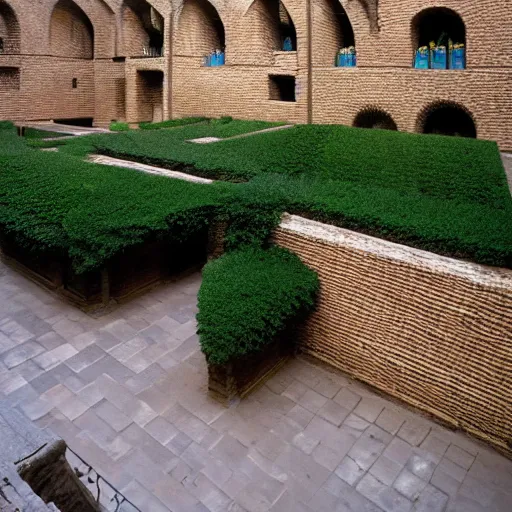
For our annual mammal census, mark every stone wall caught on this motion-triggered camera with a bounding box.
[0,0,511,148]
[274,214,512,457]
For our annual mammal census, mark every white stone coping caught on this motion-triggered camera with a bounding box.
[278,214,512,288]
[88,155,213,184]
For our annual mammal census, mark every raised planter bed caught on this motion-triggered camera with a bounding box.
[207,331,294,406]
[0,230,208,311]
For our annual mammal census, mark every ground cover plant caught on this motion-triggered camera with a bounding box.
[60,121,512,267]
[197,247,319,365]
[139,117,208,130]
[109,122,130,132]
[23,128,69,139]
[0,123,229,273]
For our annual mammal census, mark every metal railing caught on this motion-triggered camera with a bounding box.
[67,447,141,512]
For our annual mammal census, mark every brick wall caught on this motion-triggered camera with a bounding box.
[50,0,94,59]
[0,1,20,54]
[0,0,511,149]
[274,214,512,458]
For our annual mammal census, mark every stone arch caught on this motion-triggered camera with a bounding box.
[416,101,476,138]
[50,0,94,59]
[175,0,225,57]
[238,0,297,65]
[353,107,398,131]
[121,0,164,57]
[0,0,20,54]
[411,7,466,50]
[313,0,355,67]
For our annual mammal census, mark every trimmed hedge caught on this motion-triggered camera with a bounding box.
[0,135,227,273]
[139,117,208,130]
[23,128,69,139]
[109,122,130,132]
[197,247,319,365]
[82,124,512,267]
[2,121,512,267]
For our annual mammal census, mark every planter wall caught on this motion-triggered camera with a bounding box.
[207,333,293,406]
[0,230,208,310]
[274,214,512,458]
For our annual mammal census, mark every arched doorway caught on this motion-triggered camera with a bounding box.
[411,8,466,69]
[353,108,398,130]
[418,102,476,138]
[175,0,225,60]
[314,0,355,67]
[412,8,465,49]
[122,0,164,57]
[50,0,94,59]
[241,0,297,65]
[0,1,20,54]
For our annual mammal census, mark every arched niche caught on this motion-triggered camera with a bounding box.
[0,1,20,54]
[122,0,164,57]
[175,0,225,57]
[412,7,466,50]
[313,0,355,67]
[353,107,398,130]
[50,0,94,59]
[240,0,297,65]
[417,101,476,138]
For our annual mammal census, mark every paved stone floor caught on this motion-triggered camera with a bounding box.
[0,261,511,512]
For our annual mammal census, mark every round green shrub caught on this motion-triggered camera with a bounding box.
[197,247,319,365]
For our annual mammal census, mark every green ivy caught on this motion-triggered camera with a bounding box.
[139,117,208,130]
[109,122,130,132]
[197,247,319,365]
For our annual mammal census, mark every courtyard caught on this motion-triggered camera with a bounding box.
[0,259,511,512]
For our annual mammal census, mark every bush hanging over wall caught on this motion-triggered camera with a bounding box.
[80,122,512,267]
[197,247,319,365]
[0,138,227,273]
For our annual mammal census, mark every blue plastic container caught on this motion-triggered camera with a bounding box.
[283,37,293,51]
[430,47,447,69]
[414,49,429,69]
[450,48,465,69]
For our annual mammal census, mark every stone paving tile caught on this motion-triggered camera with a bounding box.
[335,456,366,486]
[369,455,403,486]
[32,343,78,371]
[1,264,512,512]
[65,344,106,372]
[376,407,406,435]
[0,331,17,354]
[0,319,34,344]
[94,398,133,432]
[396,417,431,447]
[317,399,350,426]
[357,473,413,512]
[354,397,386,423]
[393,468,427,500]
[348,425,393,471]
[445,443,475,470]
[36,331,67,351]
[3,341,45,368]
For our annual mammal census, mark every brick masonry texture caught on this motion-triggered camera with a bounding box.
[0,0,510,148]
[273,214,512,458]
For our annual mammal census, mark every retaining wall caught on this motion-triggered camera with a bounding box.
[274,214,512,456]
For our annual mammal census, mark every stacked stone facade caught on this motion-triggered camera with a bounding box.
[0,0,510,149]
